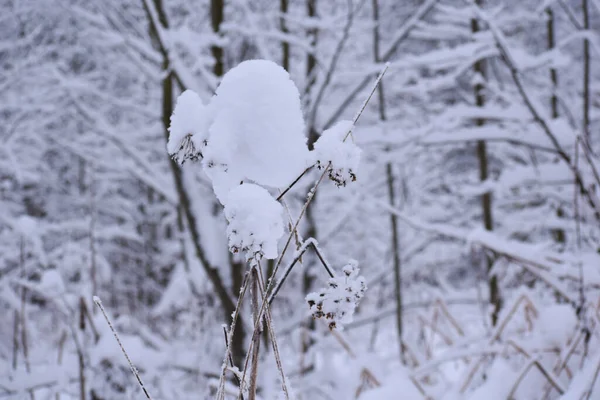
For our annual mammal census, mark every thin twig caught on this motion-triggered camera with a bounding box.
[217,271,251,400]
[506,358,565,398]
[276,165,314,201]
[93,296,153,400]
[268,239,334,305]
[345,62,390,141]
[222,325,244,399]
[247,268,261,400]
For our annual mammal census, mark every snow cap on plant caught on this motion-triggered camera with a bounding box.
[313,120,361,187]
[167,89,212,165]
[224,183,284,264]
[170,59,312,203]
[306,260,367,330]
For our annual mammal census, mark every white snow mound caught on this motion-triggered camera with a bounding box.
[203,59,310,198]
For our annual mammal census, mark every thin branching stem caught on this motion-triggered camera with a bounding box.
[268,239,334,305]
[217,270,251,400]
[276,165,314,201]
[233,66,388,400]
[222,325,244,398]
[93,296,153,400]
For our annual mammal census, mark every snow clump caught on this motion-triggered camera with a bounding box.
[167,90,211,164]
[224,183,284,264]
[313,120,361,187]
[306,260,367,330]
[168,60,310,202]
[168,59,364,263]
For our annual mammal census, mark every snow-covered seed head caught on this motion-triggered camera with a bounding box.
[306,260,367,330]
[224,183,284,265]
[171,134,203,165]
[313,120,361,188]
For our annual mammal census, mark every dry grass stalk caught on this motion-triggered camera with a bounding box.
[217,271,251,400]
[458,293,538,393]
[506,357,565,398]
[433,299,465,337]
[93,296,153,400]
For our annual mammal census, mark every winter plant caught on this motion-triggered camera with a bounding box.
[6,1,600,399]
[157,59,383,399]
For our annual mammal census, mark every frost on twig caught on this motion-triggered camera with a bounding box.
[313,120,361,187]
[224,183,284,264]
[93,296,153,400]
[306,260,367,330]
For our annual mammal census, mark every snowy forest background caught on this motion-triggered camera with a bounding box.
[1,0,600,398]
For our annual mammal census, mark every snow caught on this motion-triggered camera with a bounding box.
[16,215,37,235]
[313,120,361,187]
[560,351,600,400]
[169,60,313,203]
[39,269,65,297]
[223,183,284,263]
[359,370,423,400]
[306,260,367,329]
[535,304,577,348]
[167,89,211,164]
[203,59,310,194]
[464,359,520,400]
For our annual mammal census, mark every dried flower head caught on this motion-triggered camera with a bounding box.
[313,120,361,188]
[306,260,367,330]
[170,134,204,165]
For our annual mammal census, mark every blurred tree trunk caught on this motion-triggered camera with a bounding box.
[306,0,319,149]
[302,0,318,369]
[583,0,590,148]
[144,0,246,367]
[372,0,404,363]
[471,0,501,326]
[280,0,289,71]
[209,0,247,370]
[546,6,566,246]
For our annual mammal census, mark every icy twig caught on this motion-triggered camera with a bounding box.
[268,238,334,305]
[276,165,314,201]
[237,266,290,400]
[247,269,261,400]
[345,62,390,142]
[93,296,153,400]
[217,271,251,400]
[434,299,465,337]
[222,325,244,399]
[256,266,290,400]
